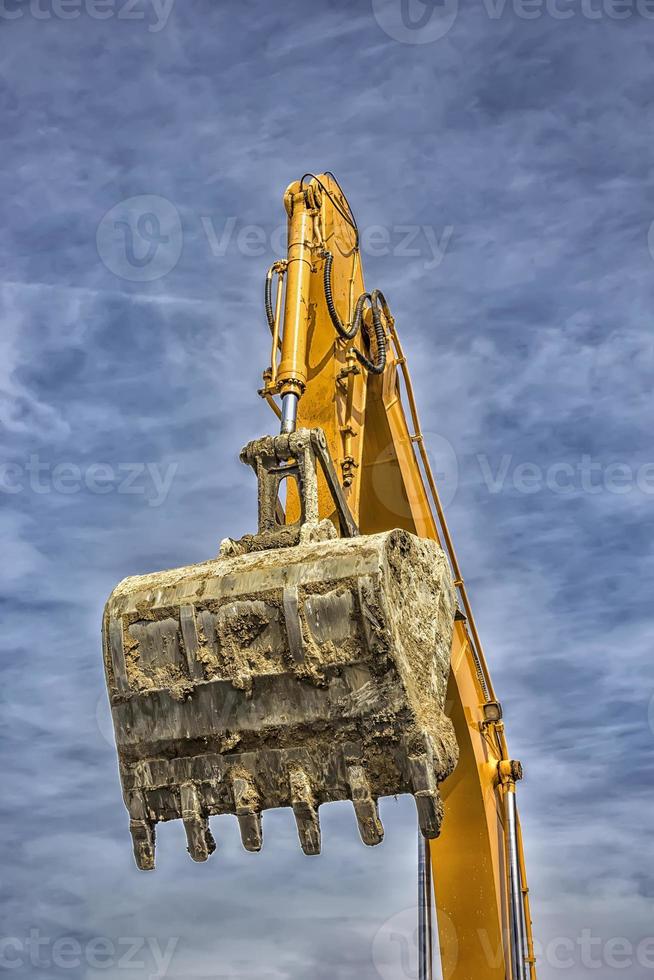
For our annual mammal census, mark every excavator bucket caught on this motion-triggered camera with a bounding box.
[102,429,458,869]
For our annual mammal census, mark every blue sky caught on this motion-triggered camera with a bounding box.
[1,1,653,978]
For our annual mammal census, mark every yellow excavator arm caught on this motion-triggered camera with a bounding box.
[101,173,536,980]
[259,173,537,980]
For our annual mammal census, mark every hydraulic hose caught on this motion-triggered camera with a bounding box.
[322,250,387,375]
[359,288,387,376]
[323,250,359,340]
[264,265,276,332]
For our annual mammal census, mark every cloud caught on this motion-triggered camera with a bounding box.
[0,3,650,979]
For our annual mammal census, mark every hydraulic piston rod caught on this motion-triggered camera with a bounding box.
[280,392,299,434]
[506,787,528,980]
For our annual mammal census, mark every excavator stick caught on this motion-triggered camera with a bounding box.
[102,429,458,869]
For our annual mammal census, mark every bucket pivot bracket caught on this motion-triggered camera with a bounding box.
[220,427,358,556]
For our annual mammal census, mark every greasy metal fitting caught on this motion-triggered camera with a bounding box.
[498,759,524,784]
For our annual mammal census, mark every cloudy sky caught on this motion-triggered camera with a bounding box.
[1,1,653,977]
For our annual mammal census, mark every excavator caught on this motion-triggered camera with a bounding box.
[102,173,537,980]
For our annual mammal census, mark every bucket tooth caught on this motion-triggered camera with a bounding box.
[232,774,263,852]
[237,813,263,852]
[181,783,216,862]
[127,790,156,870]
[415,792,444,839]
[346,764,384,846]
[292,805,321,856]
[130,820,155,870]
[289,767,321,856]
[407,750,444,840]
[129,819,155,871]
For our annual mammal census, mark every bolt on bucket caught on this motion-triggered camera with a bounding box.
[102,429,458,869]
